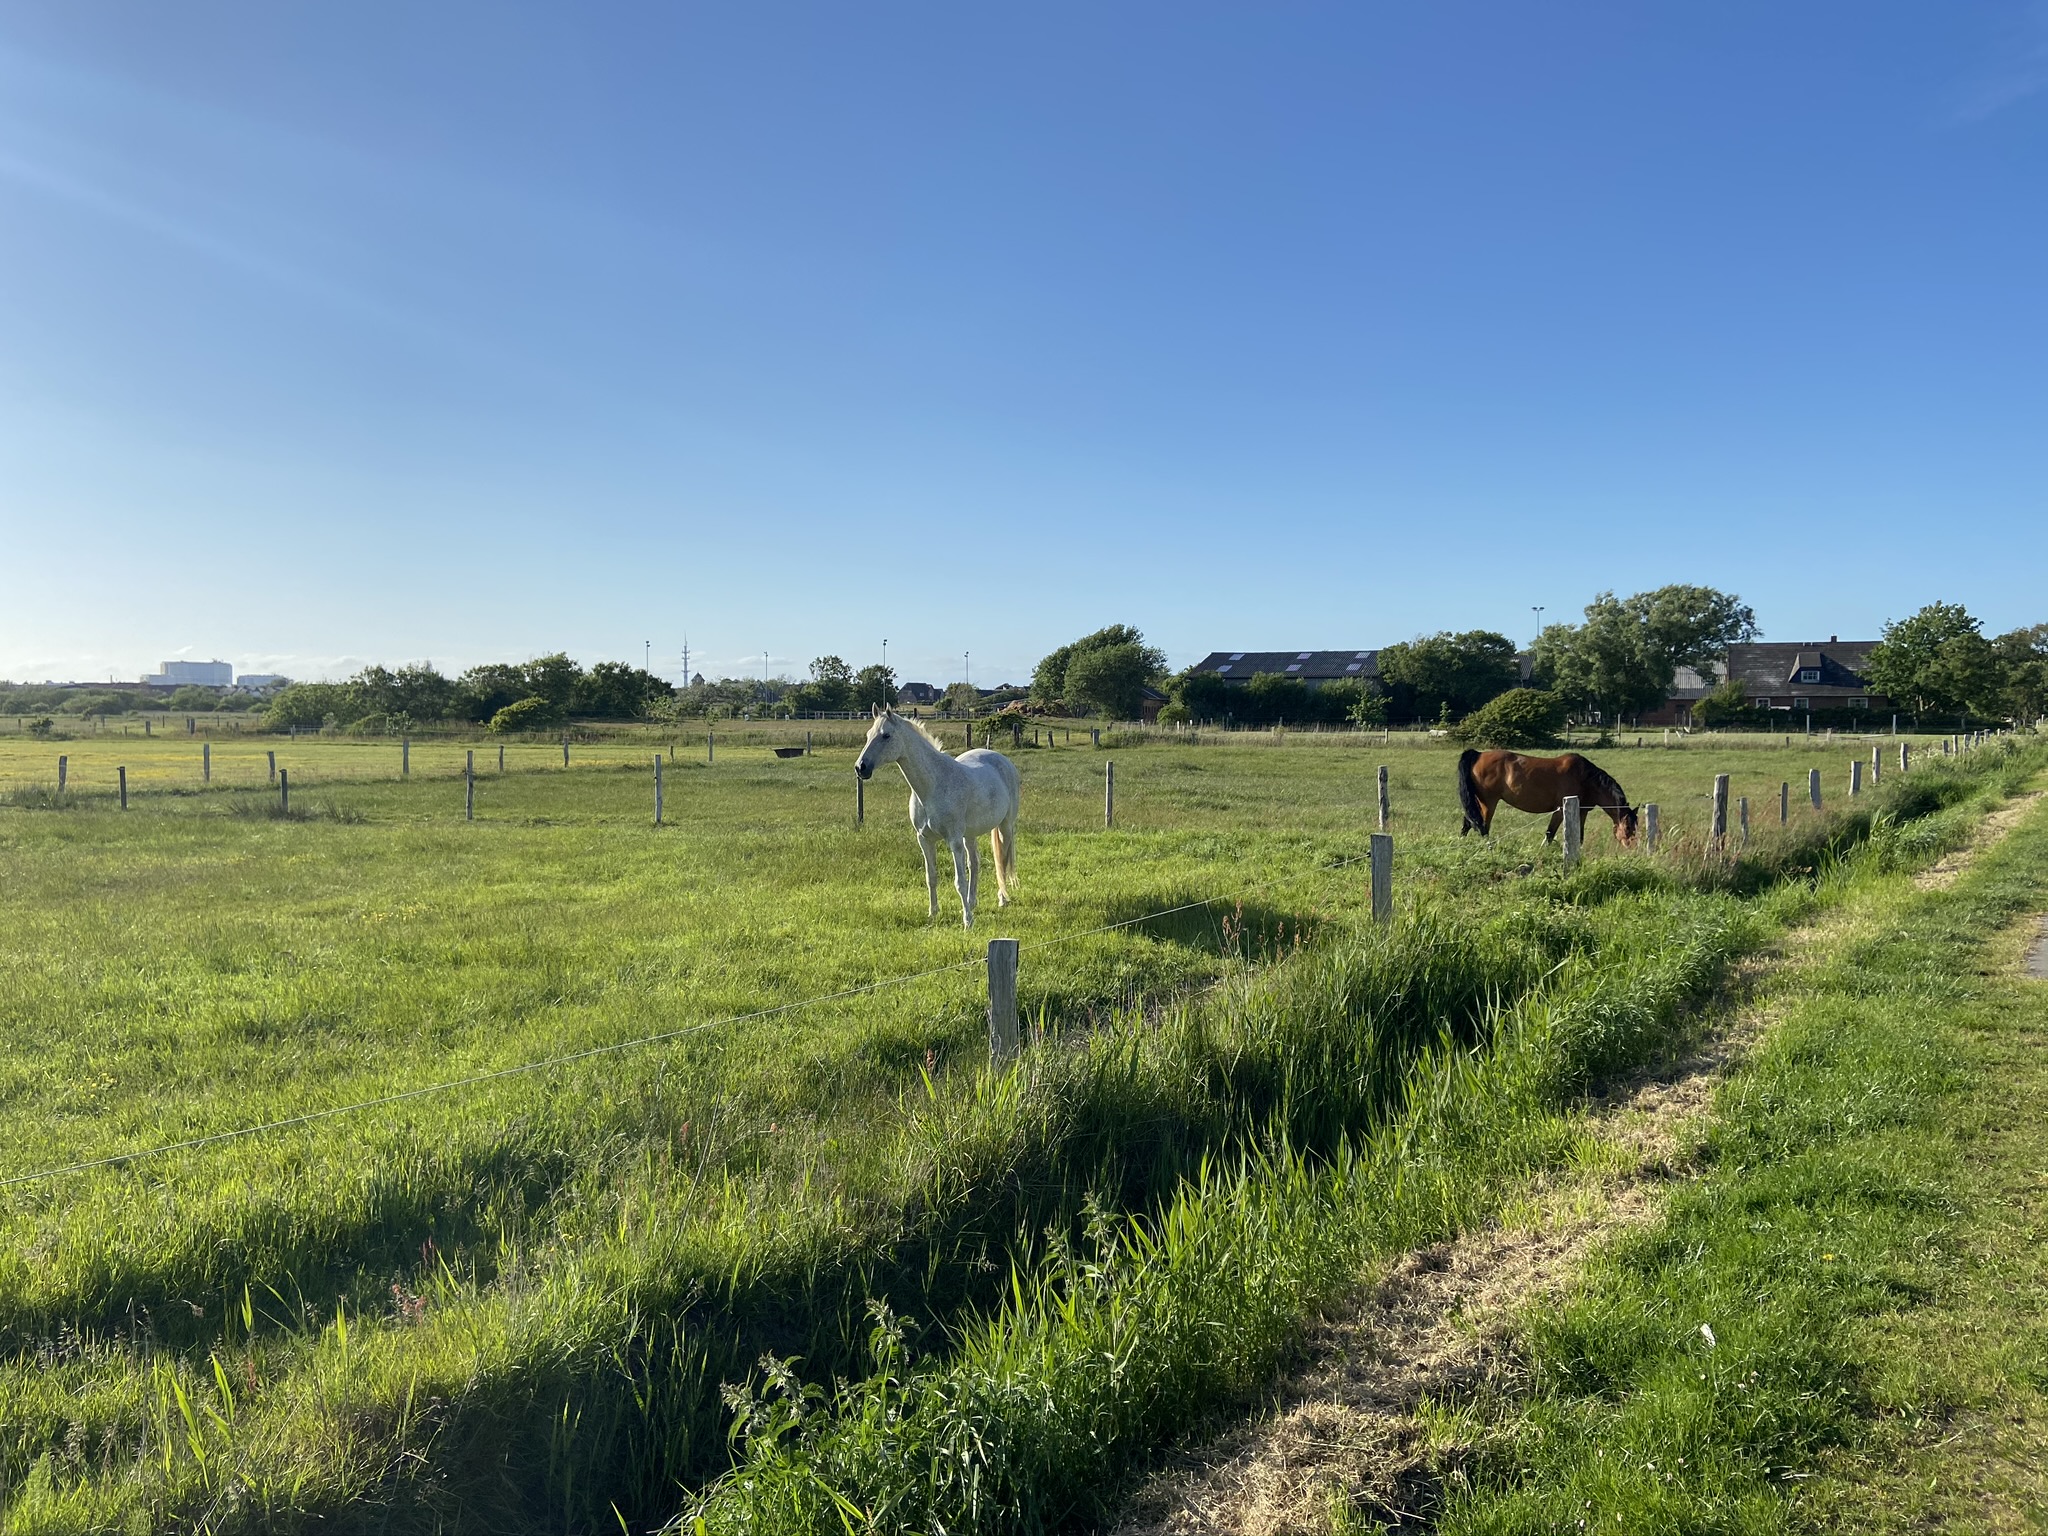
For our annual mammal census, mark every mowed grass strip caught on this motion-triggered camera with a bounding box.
[1419,770,2048,1533]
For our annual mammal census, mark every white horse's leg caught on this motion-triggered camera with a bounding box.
[918,827,941,920]
[994,814,1016,906]
[952,836,975,928]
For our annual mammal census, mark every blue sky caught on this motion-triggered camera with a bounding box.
[2,3,2044,687]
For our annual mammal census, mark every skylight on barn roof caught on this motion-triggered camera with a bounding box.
[1230,653,1245,661]
[1296,652,1311,659]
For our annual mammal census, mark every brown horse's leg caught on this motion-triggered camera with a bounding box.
[1544,808,1563,843]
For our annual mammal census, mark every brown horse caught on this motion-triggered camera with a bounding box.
[1457,749,1638,845]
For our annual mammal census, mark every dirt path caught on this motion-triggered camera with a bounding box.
[1110,791,2042,1536]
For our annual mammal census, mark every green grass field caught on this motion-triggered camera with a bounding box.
[0,724,2016,1533]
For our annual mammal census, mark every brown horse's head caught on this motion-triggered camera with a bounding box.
[1612,804,1640,845]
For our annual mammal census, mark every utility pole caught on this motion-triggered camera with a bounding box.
[681,636,691,688]
[644,639,650,672]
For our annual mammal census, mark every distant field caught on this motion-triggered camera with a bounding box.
[0,724,2006,1533]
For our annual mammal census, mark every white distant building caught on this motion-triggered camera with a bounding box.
[236,673,289,690]
[152,660,233,686]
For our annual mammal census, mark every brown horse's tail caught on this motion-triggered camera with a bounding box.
[1456,748,1487,836]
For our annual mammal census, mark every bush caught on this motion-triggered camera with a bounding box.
[25,717,53,738]
[1692,679,1762,728]
[1449,688,1568,748]
[487,695,563,733]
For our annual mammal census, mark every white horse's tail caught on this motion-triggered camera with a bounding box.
[991,821,1017,888]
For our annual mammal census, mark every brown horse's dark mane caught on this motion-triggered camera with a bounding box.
[1580,757,1630,811]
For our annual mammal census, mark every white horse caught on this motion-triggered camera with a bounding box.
[855,705,1020,928]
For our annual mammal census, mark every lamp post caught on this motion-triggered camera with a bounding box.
[1531,605,1546,639]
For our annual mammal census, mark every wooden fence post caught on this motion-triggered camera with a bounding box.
[1377,765,1390,830]
[267,750,276,782]
[1810,768,1822,809]
[498,743,505,773]
[1850,759,1863,796]
[1870,745,1881,785]
[57,755,67,792]
[118,766,127,810]
[708,732,715,765]
[1091,728,1101,748]
[653,753,663,826]
[402,737,410,777]
[279,769,288,813]
[1779,780,1789,824]
[805,730,813,756]
[466,750,475,821]
[1738,795,1749,847]
[855,771,864,826]
[562,734,570,768]
[1105,761,1115,828]
[1644,802,1660,850]
[1708,774,1728,848]
[986,937,1020,1066]
[1561,794,1581,869]
[1370,832,1393,925]
[202,742,210,783]
[1900,743,1910,774]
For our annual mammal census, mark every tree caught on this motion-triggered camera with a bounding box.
[457,663,530,722]
[1863,603,1998,716]
[1375,631,1517,722]
[1171,668,1235,721]
[520,654,583,711]
[167,686,217,712]
[1064,644,1156,720]
[1318,677,1386,727]
[262,682,351,731]
[1622,585,1759,678]
[941,682,981,715]
[572,662,672,719]
[851,664,897,712]
[1032,625,1165,704]
[1240,672,1310,725]
[1531,593,1673,721]
[797,656,854,712]
[1994,625,2048,724]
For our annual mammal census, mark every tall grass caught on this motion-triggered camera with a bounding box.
[0,737,2030,1532]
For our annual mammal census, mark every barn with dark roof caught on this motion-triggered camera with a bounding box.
[1185,651,1380,689]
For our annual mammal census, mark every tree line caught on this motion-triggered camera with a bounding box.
[1029,587,2048,733]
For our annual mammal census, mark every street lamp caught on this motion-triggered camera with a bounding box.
[1531,605,1546,640]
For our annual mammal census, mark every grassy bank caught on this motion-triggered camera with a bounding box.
[1412,758,2048,1532]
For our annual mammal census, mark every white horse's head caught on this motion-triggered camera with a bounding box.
[855,705,907,780]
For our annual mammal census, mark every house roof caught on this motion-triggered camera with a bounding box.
[1188,650,1379,682]
[1667,663,1727,701]
[1725,641,1880,697]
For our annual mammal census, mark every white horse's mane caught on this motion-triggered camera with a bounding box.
[882,709,947,750]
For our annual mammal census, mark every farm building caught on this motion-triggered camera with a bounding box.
[897,682,942,707]
[1185,650,1380,689]
[1725,639,1887,712]
[1643,638,1888,725]
[1640,664,1725,727]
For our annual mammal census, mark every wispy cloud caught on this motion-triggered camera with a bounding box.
[1956,1,2048,121]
